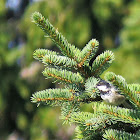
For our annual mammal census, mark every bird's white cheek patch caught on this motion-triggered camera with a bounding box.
[97,85,108,92]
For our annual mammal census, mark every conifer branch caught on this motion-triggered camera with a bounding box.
[91,51,114,77]
[128,84,140,95]
[31,88,74,106]
[78,39,99,67]
[32,12,81,60]
[43,67,84,84]
[60,102,80,123]
[75,126,85,139]
[103,129,140,140]
[105,72,140,109]
[67,111,116,140]
[69,112,114,130]
[93,102,140,125]
[77,65,91,79]
[33,49,58,61]
[31,12,140,139]
[85,77,100,98]
[75,125,100,140]
[42,54,77,69]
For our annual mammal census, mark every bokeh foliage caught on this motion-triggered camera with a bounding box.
[107,0,140,83]
[0,0,139,139]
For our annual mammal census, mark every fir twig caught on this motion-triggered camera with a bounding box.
[103,129,140,140]
[43,67,84,84]
[79,39,99,67]
[91,51,114,77]
[31,88,74,106]
[105,72,140,109]
[32,12,81,61]
[33,48,58,61]
[93,102,140,125]
[31,12,140,139]
[84,77,100,98]
[42,54,78,69]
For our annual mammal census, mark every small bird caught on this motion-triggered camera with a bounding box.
[96,80,125,105]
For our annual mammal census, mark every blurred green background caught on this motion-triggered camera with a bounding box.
[0,0,140,139]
